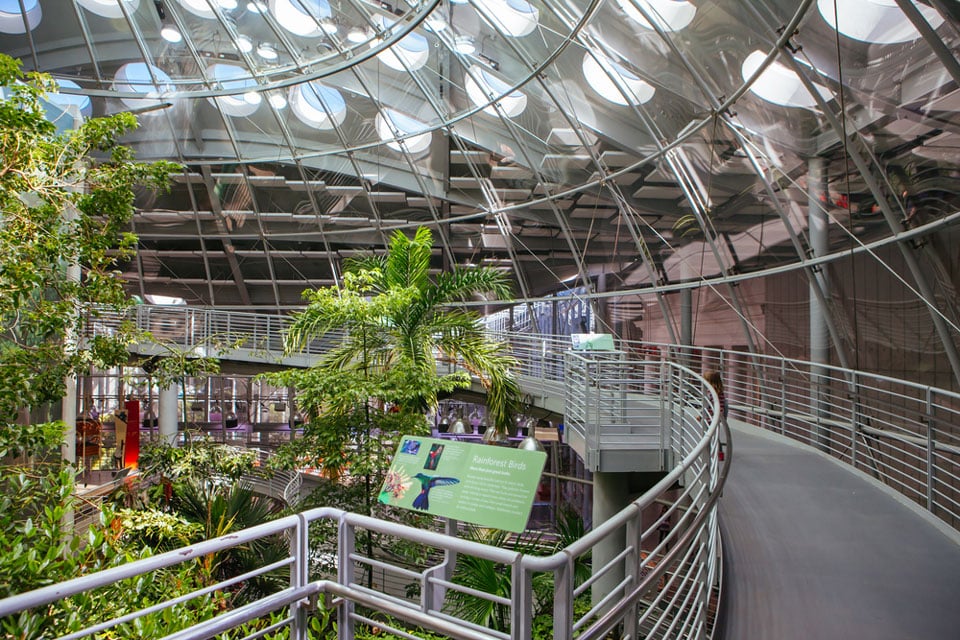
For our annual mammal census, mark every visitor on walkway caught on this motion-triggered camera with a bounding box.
[657,504,672,549]
[704,370,728,425]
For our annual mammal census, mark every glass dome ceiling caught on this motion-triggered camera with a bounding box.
[3,0,960,387]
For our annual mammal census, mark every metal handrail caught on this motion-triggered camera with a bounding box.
[97,304,960,529]
[39,303,957,639]
[4,306,727,639]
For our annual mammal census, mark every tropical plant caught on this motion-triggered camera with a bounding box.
[131,438,287,602]
[283,226,520,436]
[0,52,185,634]
[0,54,178,423]
[448,511,591,634]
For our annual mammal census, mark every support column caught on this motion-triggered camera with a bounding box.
[596,272,609,334]
[158,384,179,446]
[808,158,830,452]
[62,375,77,533]
[591,472,630,609]
[62,376,77,467]
[680,262,694,369]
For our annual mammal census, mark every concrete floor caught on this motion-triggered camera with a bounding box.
[718,422,960,640]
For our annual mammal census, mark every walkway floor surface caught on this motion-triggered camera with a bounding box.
[718,422,960,640]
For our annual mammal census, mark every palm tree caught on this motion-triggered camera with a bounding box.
[285,226,520,436]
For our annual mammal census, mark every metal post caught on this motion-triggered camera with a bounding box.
[925,387,935,512]
[779,360,787,435]
[158,384,179,446]
[553,559,574,640]
[850,372,859,468]
[624,510,642,640]
[809,157,830,454]
[290,514,308,640]
[424,519,458,613]
[680,261,693,372]
[512,558,533,640]
[337,518,355,640]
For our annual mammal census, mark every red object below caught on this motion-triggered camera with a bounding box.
[124,400,140,469]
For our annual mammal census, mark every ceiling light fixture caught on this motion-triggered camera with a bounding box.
[347,25,371,43]
[454,35,476,55]
[319,17,338,34]
[246,0,266,12]
[160,24,183,42]
[235,34,253,52]
[217,0,238,8]
[256,42,278,59]
[243,89,262,105]
[424,14,447,32]
[268,93,287,109]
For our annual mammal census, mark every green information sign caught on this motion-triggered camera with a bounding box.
[571,333,616,351]
[378,436,547,533]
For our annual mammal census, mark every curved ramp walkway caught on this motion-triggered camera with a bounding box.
[718,422,960,640]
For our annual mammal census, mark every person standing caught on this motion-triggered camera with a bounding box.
[704,370,728,425]
[657,504,672,549]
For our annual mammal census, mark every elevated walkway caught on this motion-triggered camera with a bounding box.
[78,306,960,639]
[719,421,960,640]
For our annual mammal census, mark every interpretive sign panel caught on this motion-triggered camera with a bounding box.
[378,436,547,533]
[571,333,616,351]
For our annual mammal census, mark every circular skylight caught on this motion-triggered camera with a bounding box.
[741,50,832,109]
[290,81,346,129]
[0,0,41,33]
[75,0,138,20]
[582,53,654,106]
[615,0,696,31]
[112,62,173,112]
[48,79,93,118]
[177,0,218,19]
[376,109,432,154]
[817,0,945,44]
[374,16,430,71]
[206,64,262,117]
[465,67,527,117]
[473,0,539,37]
[270,0,332,37]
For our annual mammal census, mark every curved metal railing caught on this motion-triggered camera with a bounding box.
[56,303,960,639]
[94,303,960,531]
[4,307,727,639]
[241,448,303,507]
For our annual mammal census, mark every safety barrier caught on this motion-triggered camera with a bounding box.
[4,307,727,639]
[641,343,960,532]
[63,304,960,636]
[91,304,960,531]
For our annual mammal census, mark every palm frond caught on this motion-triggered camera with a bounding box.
[429,268,512,306]
[384,227,431,291]
[343,254,386,277]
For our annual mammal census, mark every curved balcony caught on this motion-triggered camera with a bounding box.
[8,305,956,638]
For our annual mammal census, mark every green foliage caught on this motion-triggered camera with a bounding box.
[139,438,258,482]
[0,54,180,422]
[449,513,591,635]
[114,508,201,550]
[447,528,544,631]
[0,503,222,638]
[269,404,428,481]
[281,226,519,436]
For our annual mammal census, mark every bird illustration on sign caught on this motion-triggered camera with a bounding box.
[411,473,460,510]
